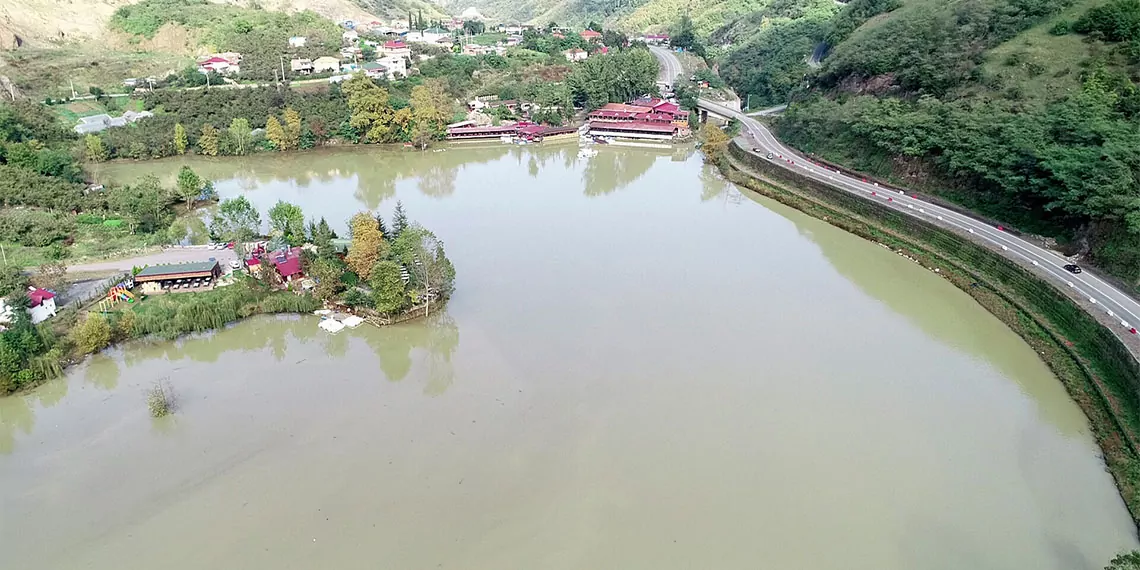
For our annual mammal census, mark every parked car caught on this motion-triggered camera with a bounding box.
[1064,264,1082,274]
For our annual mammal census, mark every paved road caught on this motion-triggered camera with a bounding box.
[67,246,239,274]
[649,46,1140,346]
[653,46,684,86]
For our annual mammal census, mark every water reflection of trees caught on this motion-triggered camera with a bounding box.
[582,149,658,197]
[362,312,459,395]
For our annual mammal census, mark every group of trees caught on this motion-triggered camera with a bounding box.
[777,70,1140,277]
[342,75,451,146]
[228,198,455,316]
[565,48,658,109]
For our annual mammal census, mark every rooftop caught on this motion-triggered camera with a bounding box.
[136,261,220,278]
[28,288,54,308]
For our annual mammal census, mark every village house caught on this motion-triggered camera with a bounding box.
[381,40,411,58]
[641,33,670,45]
[73,110,153,134]
[377,54,407,78]
[564,48,588,62]
[340,46,363,60]
[27,288,56,324]
[288,36,307,48]
[361,61,389,79]
[269,248,305,283]
[462,43,493,56]
[580,29,602,42]
[405,27,450,44]
[342,29,359,43]
[134,261,221,295]
[313,56,342,74]
[197,54,241,75]
[290,58,314,75]
[390,19,410,32]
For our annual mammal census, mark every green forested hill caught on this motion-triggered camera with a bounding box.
[437,0,771,33]
[715,0,1140,281]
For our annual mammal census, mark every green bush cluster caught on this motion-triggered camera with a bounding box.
[1074,0,1140,42]
[0,210,75,247]
[776,63,1140,279]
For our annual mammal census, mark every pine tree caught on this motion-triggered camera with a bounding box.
[375,213,390,241]
[198,124,220,156]
[174,123,188,155]
[265,116,287,151]
[391,201,409,238]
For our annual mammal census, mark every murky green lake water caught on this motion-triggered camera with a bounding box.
[2,143,1135,569]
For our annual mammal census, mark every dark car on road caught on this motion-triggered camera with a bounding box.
[1064,264,1082,274]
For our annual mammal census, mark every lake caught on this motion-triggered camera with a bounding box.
[2,143,1136,569]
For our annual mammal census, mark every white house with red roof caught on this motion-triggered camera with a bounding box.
[580,29,602,42]
[27,287,56,324]
[381,40,411,58]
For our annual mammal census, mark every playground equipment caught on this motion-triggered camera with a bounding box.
[96,282,138,312]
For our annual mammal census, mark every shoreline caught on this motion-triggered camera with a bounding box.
[716,140,1140,532]
[6,283,448,398]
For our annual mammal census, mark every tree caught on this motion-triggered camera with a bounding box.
[369,260,407,313]
[266,115,288,150]
[375,213,390,241]
[198,124,220,156]
[210,196,262,242]
[84,134,108,162]
[31,262,66,291]
[586,21,602,32]
[701,126,731,163]
[308,257,344,300]
[463,20,484,35]
[343,74,396,143]
[566,49,659,109]
[110,175,172,233]
[268,200,305,244]
[0,265,28,298]
[283,107,302,150]
[176,166,204,210]
[392,225,455,314]
[72,313,111,355]
[410,81,450,148]
[228,118,252,155]
[310,216,336,254]
[174,123,188,155]
[391,200,409,238]
[346,211,386,279]
[1107,550,1140,570]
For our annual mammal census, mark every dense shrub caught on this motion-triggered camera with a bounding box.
[1074,0,1140,42]
[0,209,75,247]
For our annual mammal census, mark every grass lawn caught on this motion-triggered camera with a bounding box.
[1,43,190,100]
[471,33,507,46]
[53,97,145,125]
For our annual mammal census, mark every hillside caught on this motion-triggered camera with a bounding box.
[0,0,448,49]
[436,0,768,33]
[711,0,1140,281]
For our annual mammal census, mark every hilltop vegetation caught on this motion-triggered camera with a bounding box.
[434,0,772,33]
[705,0,1140,281]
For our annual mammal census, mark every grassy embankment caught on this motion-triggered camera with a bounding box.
[718,140,1140,529]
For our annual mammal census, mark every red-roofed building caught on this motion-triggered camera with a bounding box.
[588,120,683,140]
[27,287,56,324]
[580,29,602,42]
[600,102,653,114]
[382,41,411,57]
[271,247,305,282]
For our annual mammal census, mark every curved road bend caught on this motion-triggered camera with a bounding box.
[648,46,1140,351]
